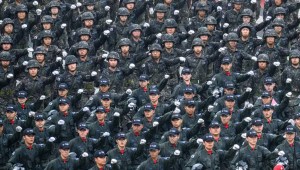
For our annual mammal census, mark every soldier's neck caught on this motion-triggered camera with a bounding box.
[292,64,300,68]
[266,43,275,48]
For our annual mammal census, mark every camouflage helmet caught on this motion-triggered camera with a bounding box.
[154,3,167,13]
[48,1,61,8]
[163,18,178,28]
[41,15,53,24]
[107,51,120,60]
[77,41,90,50]
[227,32,239,41]
[15,4,28,13]
[192,38,205,48]
[77,28,91,37]
[263,29,277,38]
[26,59,40,69]
[65,55,78,65]
[274,7,286,16]
[2,18,14,26]
[257,54,269,63]
[83,0,95,6]
[195,2,209,11]
[232,0,243,4]
[129,24,142,34]
[117,7,130,16]
[118,38,132,48]
[123,0,135,4]
[149,43,163,52]
[162,34,175,43]
[290,49,300,58]
[197,27,211,36]
[272,18,285,27]
[237,23,253,36]
[40,30,53,39]
[34,46,47,56]
[0,36,13,44]
[0,51,11,61]
[240,8,253,17]
[81,12,95,21]
[205,16,217,25]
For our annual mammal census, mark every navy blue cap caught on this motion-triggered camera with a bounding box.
[225,82,235,89]
[149,87,160,95]
[220,108,230,116]
[78,123,88,130]
[58,98,70,105]
[116,132,126,139]
[6,104,16,112]
[252,118,263,126]
[58,83,68,90]
[169,128,180,136]
[294,112,300,119]
[94,150,106,158]
[34,114,45,121]
[59,141,70,149]
[101,93,111,100]
[262,104,273,110]
[171,113,182,120]
[144,103,154,111]
[95,106,105,113]
[17,91,27,98]
[264,77,274,84]
[23,128,35,136]
[132,118,142,125]
[99,78,110,86]
[139,74,149,81]
[246,130,257,137]
[0,118,3,125]
[222,57,232,64]
[185,100,196,106]
[149,142,160,150]
[261,91,271,98]
[181,67,191,74]
[225,95,235,101]
[183,87,195,94]
[203,133,214,142]
[285,125,296,134]
[209,121,220,128]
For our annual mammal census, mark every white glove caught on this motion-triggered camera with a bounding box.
[273,61,280,67]
[27,48,34,53]
[174,10,179,15]
[241,133,246,138]
[288,119,295,126]
[286,92,292,98]
[246,103,253,109]
[156,33,162,39]
[223,23,229,28]
[179,57,186,62]
[0,0,2,4]
[286,78,292,83]
[102,132,110,137]
[174,100,180,107]
[197,118,204,124]
[208,105,214,112]
[39,95,46,100]
[6,73,13,79]
[149,8,154,15]
[129,63,135,69]
[102,53,108,58]
[207,81,212,85]
[278,151,285,156]
[212,89,219,97]
[223,33,228,39]
[16,126,22,132]
[105,6,110,11]
[83,107,90,112]
[128,102,136,108]
[126,89,132,95]
[0,20,2,24]
[21,24,27,29]
[174,108,181,114]
[33,1,38,6]
[251,56,257,61]
[62,50,68,57]
[105,19,112,25]
[153,121,159,127]
[58,120,65,125]
[266,16,272,21]
[103,30,110,36]
[233,144,240,150]
[48,137,56,142]
[283,134,286,138]
[244,117,252,123]
[251,0,256,4]
[143,22,150,28]
[81,152,88,157]
[76,2,82,7]
[246,70,254,76]
[164,74,170,79]
[29,111,36,117]
[140,139,146,144]
[52,70,59,75]
[174,150,180,155]
[246,87,252,92]
[113,112,120,117]
[22,61,28,66]
[196,138,203,145]
[217,6,222,11]
[61,23,67,29]
[218,47,226,52]
[70,4,76,9]
[188,30,195,35]
[56,57,62,62]
[36,9,43,16]
[91,71,97,76]
[111,159,118,164]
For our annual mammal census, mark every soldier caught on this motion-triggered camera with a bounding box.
[222,0,244,33]
[89,150,120,170]
[188,3,209,31]
[39,30,62,64]
[145,3,168,36]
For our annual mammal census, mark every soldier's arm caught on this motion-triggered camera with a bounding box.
[73,109,89,122]
[275,96,289,119]
[237,92,251,107]
[7,132,22,147]
[236,73,251,83]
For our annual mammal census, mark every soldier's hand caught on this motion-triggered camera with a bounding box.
[39,95,46,100]
[286,92,292,98]
[197,138,203,145]
[217,6,222,11]
[208,105,214,112]
[251,56,257,61]
[212,89,219,97]
[245,102,253,109]
[102,53,108,59]
[233,144,240,150]
[61,23,67,29]
[143,22,150,28]
[174,99,180,107]
[76,2,82,7]
[278,151,285,156]
[56,57,62,62]
[156,33,162,39]
[129,63,135,69]
[218,47,226,52]
[273,61,280,67]
[102,132,110,137]
[288,119,295,126]
[197,118,204,124]
[29,111,36,117]
[103,30,110,36]
[6,73,13,79]
[173,10,179,15]
[245,87,252,92]
[251,0,256,4]
[126,89,132,95]
[188,30,195,35]
[16,126,22,132]
[91,71,97,76]
[104,6,110,11]
[22,61,28,66]
[58,119,65,125]
[36,9,42,15]
[81,152,89,157]
[286,78,292,83]
[52,70,59,75]
[70,4,76,9]
[62,50,68,57]
[105,19,112,25]
[246,70,254,76]
[21,24,27,29]
[179,57,186,62]
[153,121,159,127]
[113,112,120,117]
[33,1,38,6]
[243,117,252,123]
[223,23,229,28]
[149,7,154,15]
[173,108,181,114]
[128,102,136,108]
[174,150,180,155]
[27,47,34,52]
[241,133,246,138]
[207,81,212,85]
[266,16,272,21]
[48,137,56,142]
[140,139,146,145]
[111,159,118,164]
[164,74,170,79]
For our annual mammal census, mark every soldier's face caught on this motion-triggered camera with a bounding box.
[151,50,161,59]
[0,125,3,133]
[224,100,235,109]
[99,85,110,92]
[204,141,214,150]
[59,149,70,159]
[121,45,130,53]
[164,0,172,4]
[144,110,154,118]
[228,41,237,48]
[42,23,51,30]
[275,0,282,5]
[221,63,232,72]
[35,119,45,128]
[264,83,275,92]
[4,24,13,34]
[291,57,300,65]
[252,125,263,133]
[258,61,267,70]
[80,35,90,41]
[209,126,221,135]
[6,111,16,120]
[224,88,235,95]
[198,10,206,17]
[35,54,45,63]
[181,73,191,81]
[108,59,118,68]
[266,37,275,44]
[132,30,141,38]
[51,7,59,14]
[286,133,295,142]
[261,96,272,104]
[58,89,68,97]
[200,35,208,42]
[95,156,107,166]
[156,12,165,20]
[295,118,300,127]
[183,92,195,99]
[149,94,160,102]
[171,118,182,128]
[149,149,160,159]
[17,12,26,20]
[262,109,273,119]
[233,3,242,11]
[17,97,27,104]
[166,28,175,34]
[101,99,112,107]
[119,16,128,22]
[1,43,12,50]
[193,46,203,54]
[23,135,35,145]
[139,80,148,88]
[207,25,215,31]
[241,28,250,37]
[169,134,180,144]
[96,112,106,121]
[126,3,135,10]
[84,19,94,27]
[164,42,173,49]
[242,16,251,23]
[220,115,231,124]
[59,103,70,112]
[246,136,257,146]
[276,14,284,19]
[67,63,77,72]
[28,68,38,77]
[132,124,143,132]
[77,129,89,138]
[274,26,282,33]
[1,60,10,67]
[116,138,127,147]
[184,105,196,115]
[43,37,52,46]
[78,48,88,56]
[86,5,95,11]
